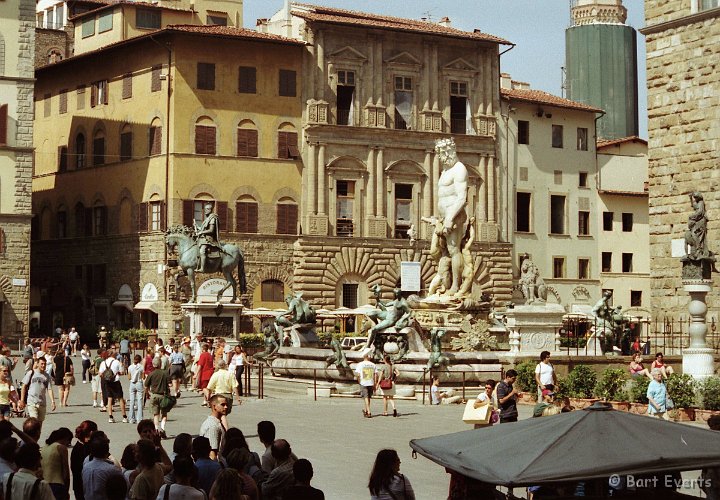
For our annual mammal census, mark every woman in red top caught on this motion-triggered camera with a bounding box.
[143,347,155,376]
[650,352,675,378]
[196,343,214,406]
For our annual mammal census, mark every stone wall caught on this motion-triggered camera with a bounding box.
[35,27,72,68]
[644,3,720,317]
[0,219,31,341]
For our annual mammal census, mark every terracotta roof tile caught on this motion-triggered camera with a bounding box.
[166,24,306,44]
[501,88,603,113]
[292,3,510,44]
[596,136,648,148]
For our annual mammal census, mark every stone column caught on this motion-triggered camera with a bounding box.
[307,143,317,216]
[682,281,715,379]
[432,154,440,216]
[376,148,385,217]
[487,156,496,223]
[422,150,433,239]
[318,144,326,215]
[477,157,488,223]
[366,148,376,217]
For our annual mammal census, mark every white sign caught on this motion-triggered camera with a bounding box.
[671,238,687,258]
[117,284,133,301]
[400,261,421,292]
[197,278,234,303]
[141,283,159,301]
[12,278,26,286]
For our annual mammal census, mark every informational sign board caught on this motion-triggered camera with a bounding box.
[141,283,159,301]
[197,278,234,303]
[671,238,687,258]
[400,261,421,292]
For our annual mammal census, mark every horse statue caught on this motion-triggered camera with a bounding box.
[165,225,247,303]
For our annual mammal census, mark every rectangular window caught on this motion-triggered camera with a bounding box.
[518,120,529,144]
[149,126,162,155]
[197,63,215,90]
[336,180,355,237]
[55,5,64,28]
[58,146,68,172]
[394,76,412,130]
[700,0,719,11]
[59,89,67,114]
[336,70,355,126]
[578,258,590,280]
[603,211,613,231]
[150,202,162,231]
[342,283,358,309]
[601,252,612,272]
[136,8,161,29]
[550,195,566,234]
[43,93,51,117]
[93,206,107,236]
[195,125,217,155]
[516,192,531,232]
[122,73,132,99]
[577,127,588,151]
[236,201,258,233]
[279,69,296,97]
[151,65,162,92]
[238,66,256,94]
[450,80,469,134]
[394,183,412,238]
[631,290,642,307]
[57,211,67,238]
[236,129,258,157]
[276,203,298,235]
[191,201,207,226]
[552,124,563,148]
[579,172,588,188]
[0,104,7,146]
[206,14,227,25]
[277,131,299,159]
[93,136,105,166]
[553,257,565,279]
[578,211,590,235]
[261,281,284,302]
[120,131,132,161]
[77,85,85,110]
[554,170,562,185]
[622,253,633,273]
[622,213,633,232]
[90,80,108,107]
[98,10,112,32]
[81,17,94,38]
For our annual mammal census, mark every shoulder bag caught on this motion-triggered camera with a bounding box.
[63,357,76,386]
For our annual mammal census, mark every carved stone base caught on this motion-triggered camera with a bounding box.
[681,257,715,280]
[504,303,566,354]
[285,324,319,347]
[306,215,329,236]
[367,217,387,238]
[682,347,715,380]
[478,222,499,242]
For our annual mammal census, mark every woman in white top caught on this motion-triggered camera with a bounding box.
[473,379,498,429]
[228,345,250,397]
[80,344,92,383]
[368,449,415,500]
[127,354,145,424]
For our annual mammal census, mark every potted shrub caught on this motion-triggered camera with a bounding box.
[666,373,697,421]
[565,365,599,408]
[628,376,650,414]
[594,367,629,410]
[514,361,538,404]
[697,376,720,423]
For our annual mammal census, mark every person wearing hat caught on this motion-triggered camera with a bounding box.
[533,387,556,417]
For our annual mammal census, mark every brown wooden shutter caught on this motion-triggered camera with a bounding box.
[247,203,258,233]
[59,90,68,114]
[277,204,297,234]
[151,65,162,92]
[149,126,162,155]
[206,127,216,155]
[103,81,109,105]
[236,202,258,233]
[58,146,68,172]
[99,207,108,235]
[90,83,97,107]
[160,201,167,231]
[238,66,256,93]
[237,129,248,157]
[287,204,298,234]
[287,132,299,158]
[182,200,194,227]
[122,74,132,99]
[120,132,132,161]
[74,206,84,237]
[84,207,93,236]
[0,104,8,146]
[276,204,285,234]
[278,131,288,159]
[195,126,205,154]
[137,202,148,232]
[216,201,228,232]
[248,129,258,157]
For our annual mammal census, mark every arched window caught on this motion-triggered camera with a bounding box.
[93,129,105,166]
[237,120,258,157]
[57,207,67,238]
[39,207,52,240]
[236,195,258,233]
[74,202,86,237]
[47,49,63,64]
[75,133,86,169]
[277,123,298,159]
[261,279,284,302]
[276,196,298,235]
[120,123,132,161]
[195,116,216,155]
[93,203,107,236]
[149,117,162,156]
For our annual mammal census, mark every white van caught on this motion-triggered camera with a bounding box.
[340,337,368,349]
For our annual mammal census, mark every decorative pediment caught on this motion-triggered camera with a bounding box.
[465,164,482,180]
[326,155,368,173]
[329,46,367,62]
[385,51,422,67]
[384,160,425,177]
[443,57,477,72]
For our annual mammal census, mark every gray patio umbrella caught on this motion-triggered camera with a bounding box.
[409,403,720,487]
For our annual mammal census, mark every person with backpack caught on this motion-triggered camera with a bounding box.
[156,456,205,500]
[1,442,54,499]
[191,436,222,496]
[97,350,127,424]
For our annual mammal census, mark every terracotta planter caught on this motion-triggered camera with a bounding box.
[669,408,696,422]
[518,392,535,405]
[695,409,720,423]
[608,401,630,411]
[629,402,648,415]
[569,398,600,409]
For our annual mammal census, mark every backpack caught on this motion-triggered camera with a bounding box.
[102,360,115,381]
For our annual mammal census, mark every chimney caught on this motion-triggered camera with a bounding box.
[284,0,292,37]
[500,73,512,90]
[438,16,451,27]
[256,18,268,33]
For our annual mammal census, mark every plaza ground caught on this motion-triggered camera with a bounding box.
[9,356,709,498]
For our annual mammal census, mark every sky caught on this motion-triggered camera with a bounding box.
[243,0,648,139]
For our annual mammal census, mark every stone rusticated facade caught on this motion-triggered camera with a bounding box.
[34,26,73,69]
[642,1,720,317]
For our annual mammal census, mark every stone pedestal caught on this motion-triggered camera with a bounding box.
[682,281,716,380]
[503,303,565,354]
[181,303,244,338]
[285,324,319,347]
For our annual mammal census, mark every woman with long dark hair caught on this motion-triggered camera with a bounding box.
[229,345,251,397]
[41,427,73,500]
[70,420,98,500]
[368,449,415,500]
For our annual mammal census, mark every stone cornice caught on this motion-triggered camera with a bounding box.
[0,213,33,221]
[0,76,35,84]
[640,7,720,35]
[0,146,34,153]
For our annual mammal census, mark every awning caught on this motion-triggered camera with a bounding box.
[112,300,134,312]
[134,301,160,314]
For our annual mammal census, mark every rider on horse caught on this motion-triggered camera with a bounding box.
[194,202,222,272]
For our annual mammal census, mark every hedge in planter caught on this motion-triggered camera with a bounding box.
[629,376,650,404]
[514,361,538,401]
[666,373,698,409]
[564,365,597,399]
[700,376,720,411]
[594,367,629,402]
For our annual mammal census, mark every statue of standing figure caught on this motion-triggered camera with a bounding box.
[685,192,709,260]
[422,137,476,298]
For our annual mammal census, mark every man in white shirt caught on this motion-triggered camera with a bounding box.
[98,351,128,424]
[68,327,79,356]
[355,352,377,418]
[534,350,556,400]
[198,394,228,461]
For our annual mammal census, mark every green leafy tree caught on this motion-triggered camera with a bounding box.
[700,376,720,411]
[594,367,629,401]
[564,365,597,399]
[666,373,698,409]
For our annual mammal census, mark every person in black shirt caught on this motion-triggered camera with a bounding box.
[282,458,324,500]
[496,369,519,423]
